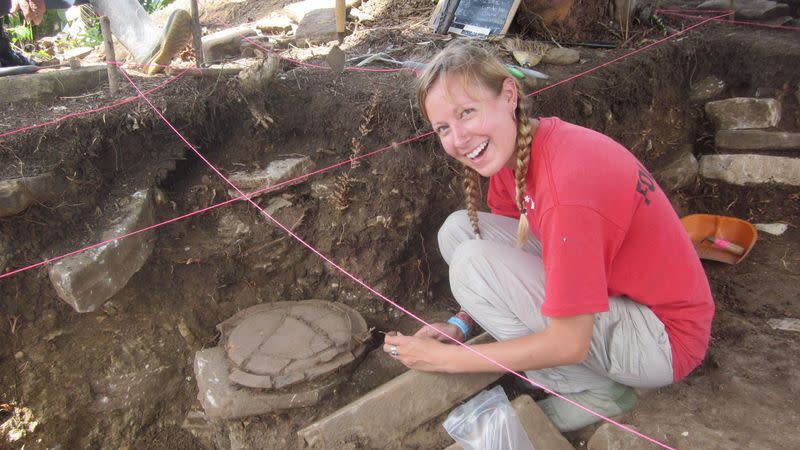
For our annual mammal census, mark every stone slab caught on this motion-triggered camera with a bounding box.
[705,97,781,130]
[48,189,156,312]
[700,154,800,186]
[226,157,314,199]
[194,346,336,419]
[443,394,573,450]
[201,27,258,63]
[297,333,500,448]
[587,422,654,450]
[0,173,66,217]
[0,64,108,104]
[690,76,725,102]
[715,129,800,151]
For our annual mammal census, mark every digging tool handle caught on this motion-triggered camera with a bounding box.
[704,237,745,256]
[99,16,118,95]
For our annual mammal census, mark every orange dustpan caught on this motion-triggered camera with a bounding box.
[681,214,758,264]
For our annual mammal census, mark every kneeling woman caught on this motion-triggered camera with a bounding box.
[383,40,714,431]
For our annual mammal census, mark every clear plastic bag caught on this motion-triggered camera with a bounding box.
[443,385,535,450]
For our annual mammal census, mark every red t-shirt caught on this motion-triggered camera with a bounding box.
[487,117,714,381]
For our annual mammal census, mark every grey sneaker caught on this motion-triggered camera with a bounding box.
[537,382,636,432]
[145,9,192,75]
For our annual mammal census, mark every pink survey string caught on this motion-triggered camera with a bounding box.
[0,65,196,140]
[0,132,433,280]
[117,63,675,450]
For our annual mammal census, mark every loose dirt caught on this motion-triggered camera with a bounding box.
[1,0,798,449]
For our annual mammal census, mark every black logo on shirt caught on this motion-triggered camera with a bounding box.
[635,168,656,205]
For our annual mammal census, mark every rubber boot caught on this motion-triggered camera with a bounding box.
[537,382,637,432]
[91,0,192,74]
[91,0,162,64]
[144,9,192,75]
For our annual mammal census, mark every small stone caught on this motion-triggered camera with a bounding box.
[754,223,788,235]
[349,7,375,23]
[588,423,653,450]
[14,351,24,360]
[542,47,580,65]
[255,14,294,33]
[653,148,698,193]
[689,76,725,102]
[0,173,66,217]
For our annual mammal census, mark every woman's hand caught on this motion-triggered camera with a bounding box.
[382,332,451,372]
[10,0,46,25]
[413,321,465,343]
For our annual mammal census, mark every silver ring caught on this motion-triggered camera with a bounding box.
[389,345,398,359]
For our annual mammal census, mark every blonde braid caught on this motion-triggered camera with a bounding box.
[513,98,534,248]
[463,166,482,239]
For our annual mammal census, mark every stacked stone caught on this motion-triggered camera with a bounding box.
[700,87,800,187]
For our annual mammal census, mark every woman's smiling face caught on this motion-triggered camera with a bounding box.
[425,74,518,177]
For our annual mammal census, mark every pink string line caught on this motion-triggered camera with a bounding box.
[525,11,734,98]
[0,132,434,280]
[0,65,195,140]
[657,9,800,31]
[119,52,677,450]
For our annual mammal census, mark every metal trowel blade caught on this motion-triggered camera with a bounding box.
[326,45,345,74]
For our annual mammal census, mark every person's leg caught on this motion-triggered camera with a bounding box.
[538,296,673,431]
[438,210,542,265]
[440,210,674,430]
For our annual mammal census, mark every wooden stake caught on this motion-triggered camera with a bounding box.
[99,16,118,95]
[191,0,204,67]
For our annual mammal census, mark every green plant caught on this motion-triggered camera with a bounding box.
[139,0,175,14]
[77,15,103,47]
[3,13,34,47]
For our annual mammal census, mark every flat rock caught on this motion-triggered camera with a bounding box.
[698,0,790,19]
[201,27,258,62]
[227,157,314,199]
[294,7,337,46]
[767,318,800,332]
[754,223,788,235]
[194,346,337,419]
[653,148,698,193]
[690,76,725,102]
[255,14,294,33]
[587,423,654,450]
[298,333,500,448]
[0,172,66,217]
[705,97,781,130]
[715,129,800,150]
[542,47,580,65]
[48,189,156,313]
[0,64,108,104]
[700,154,800,186]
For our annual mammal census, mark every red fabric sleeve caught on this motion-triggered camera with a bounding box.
[487,171,520,219]
[539,205,625,317]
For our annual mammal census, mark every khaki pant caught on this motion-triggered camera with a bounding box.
[439,210,674,394]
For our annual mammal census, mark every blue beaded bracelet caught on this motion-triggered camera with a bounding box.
[447,316,471,340]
